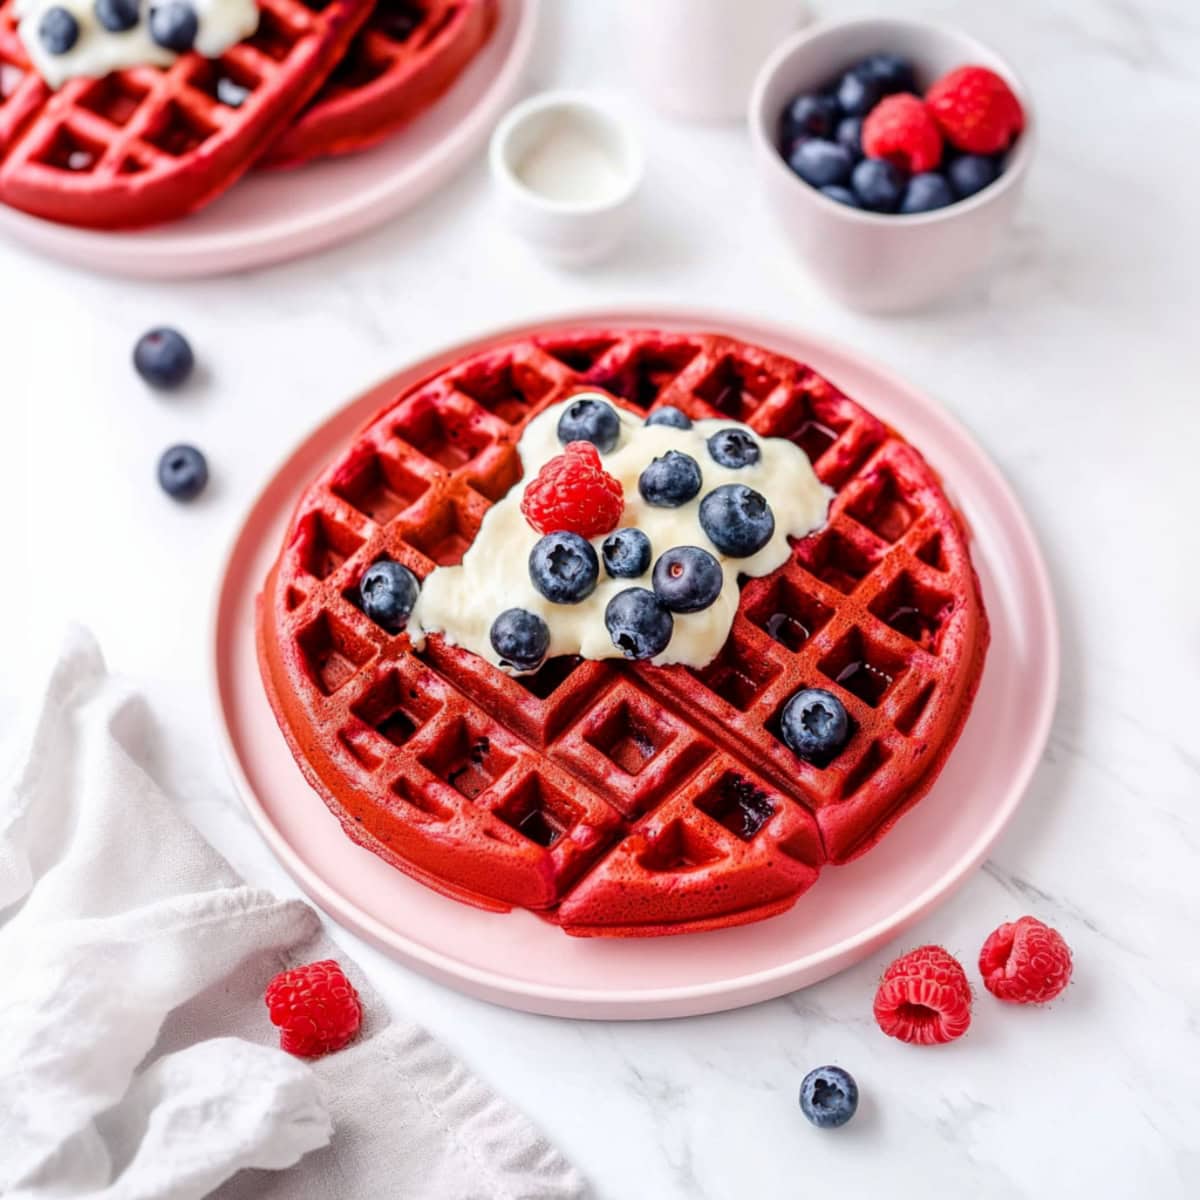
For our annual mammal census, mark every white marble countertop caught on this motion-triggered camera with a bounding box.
[5,0,1199,1195]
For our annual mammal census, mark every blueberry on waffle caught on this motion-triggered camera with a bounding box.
[0,0,373,227]
[257,328,989,937]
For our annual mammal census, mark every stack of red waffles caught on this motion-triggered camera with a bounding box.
[0,0,495,226]
[258,328,990,937]
[265,0,495,166]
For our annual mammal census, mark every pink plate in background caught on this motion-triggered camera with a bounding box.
[210,308,1059,1020]
[0,0,538,280]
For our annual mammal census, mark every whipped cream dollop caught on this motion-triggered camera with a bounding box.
[409,397,832,673]
[17,0,258,90]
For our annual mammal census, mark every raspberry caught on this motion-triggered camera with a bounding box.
[861,94,943,174]
[521,442,624,538]
[925,66,1024,155]
[265,959,362,1058]
[873,945,972,1045]
[979,916,1072,1004]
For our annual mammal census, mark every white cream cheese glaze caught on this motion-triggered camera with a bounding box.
[17,0,259,91]
[409,396,832,673]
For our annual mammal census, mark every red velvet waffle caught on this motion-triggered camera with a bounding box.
[263,0,495,167]
[257,329,989,937]
[0,0,372,228]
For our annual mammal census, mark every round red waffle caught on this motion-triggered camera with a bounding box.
[0,0,372,228]
[257,329,989,937]
[263,0,495,167]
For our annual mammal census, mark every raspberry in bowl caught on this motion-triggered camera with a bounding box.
[750,18,1035,312]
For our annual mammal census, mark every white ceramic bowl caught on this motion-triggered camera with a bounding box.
[750,17,1035,312]
[489,90,644,266]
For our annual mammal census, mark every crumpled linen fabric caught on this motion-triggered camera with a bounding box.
[0,628,588,1200]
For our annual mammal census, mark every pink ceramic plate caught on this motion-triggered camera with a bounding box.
[210,309,1058,1020]
[0,0,538,279]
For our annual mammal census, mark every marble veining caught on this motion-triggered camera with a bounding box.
[2,0,1198,1196]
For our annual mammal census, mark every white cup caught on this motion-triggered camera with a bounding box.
[490,91,645,266]
[619,0,808,121]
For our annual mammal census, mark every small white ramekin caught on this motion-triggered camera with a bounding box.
[749,17,1036,312]
[489,90,645,267]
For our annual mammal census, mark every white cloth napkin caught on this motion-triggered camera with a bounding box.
[0,628,588,1200]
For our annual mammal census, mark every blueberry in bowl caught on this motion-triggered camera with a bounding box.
[820,185,861,209]
[787,139,854,190]
[835,116,864,158]
[769,49,1024,218]
[749,17,1035,310]
[780,92,840,141]
[850,157,905,213]
[901,171,955,214]
[948,153,1001,199]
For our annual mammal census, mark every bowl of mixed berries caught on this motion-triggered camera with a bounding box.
[750,17,1034,311]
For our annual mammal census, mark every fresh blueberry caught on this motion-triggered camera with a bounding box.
[851,157,906,213]
[787,139,853,189]
[855,53,916,96]
[604,588,673,660]
[900,172,955,214]
[149,2,199,52]
[948,153,1001,199]
[38,6,79,53]
[216,76,252,108]
[780,92,840,141]
[157,444,208,502]
[836,68,883,117]
[799,1066,859,1129]
[602,528,652,579]
[490,607,550,671]
[645,406,692,430]
[821,186,862,209]
[359,561,420,633]
[780,688,849,763]
[134,327,194,389]
[652,546,723,614]
[698,484,775,557]
[638,450,702,507]
[529,531,599,604]
[835,116,863,158]
[556,396,620,453]
[707,428,761,469]
[95,0,139,31]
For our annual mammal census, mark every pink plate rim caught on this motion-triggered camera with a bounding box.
[209,306,1060,1019]
[0,0,539,279]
